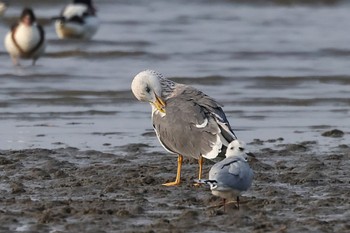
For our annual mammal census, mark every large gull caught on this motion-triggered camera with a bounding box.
[131,70,237,186]
[195,140,254,211]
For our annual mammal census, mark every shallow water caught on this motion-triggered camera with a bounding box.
[0,0,349,151]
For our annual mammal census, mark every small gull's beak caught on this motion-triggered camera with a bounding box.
[153,94,166,113]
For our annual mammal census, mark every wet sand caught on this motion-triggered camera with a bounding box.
[0,134,349,232]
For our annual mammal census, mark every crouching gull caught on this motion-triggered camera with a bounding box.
[131,70,237,186]
[195,140,254,211]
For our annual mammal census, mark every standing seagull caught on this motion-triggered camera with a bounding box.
[54,0,99,40]
[4,8,46,66]
[195,140,254,211]
[131,70,237,186]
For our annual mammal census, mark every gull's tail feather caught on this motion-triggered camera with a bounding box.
[194,179,217,185]
[194,179,208,184]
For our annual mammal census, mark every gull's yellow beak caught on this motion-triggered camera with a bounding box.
[153,94,166,113]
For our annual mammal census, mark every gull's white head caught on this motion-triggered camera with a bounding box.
[225,140,248,158]
[131,70,165,113]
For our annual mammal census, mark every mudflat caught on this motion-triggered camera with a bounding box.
[0,138,349,232]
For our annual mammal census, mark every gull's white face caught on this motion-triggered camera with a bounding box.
[225,140,247,158]
[131,70,165,113]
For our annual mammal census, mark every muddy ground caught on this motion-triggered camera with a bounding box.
[0,135,349,233]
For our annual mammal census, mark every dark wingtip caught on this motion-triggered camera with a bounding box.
[51,16,65,21]
[246,152,255,158]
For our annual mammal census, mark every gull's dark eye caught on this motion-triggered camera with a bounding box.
[145,86,151,93]
[230,147,234,150]
[239,147,244,151]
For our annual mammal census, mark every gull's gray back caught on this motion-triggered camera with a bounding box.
[153,90,220,159]
[209,155,253,192]
[153,85,235,159]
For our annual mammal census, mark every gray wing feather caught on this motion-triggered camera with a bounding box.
[209,157,253,192]
[177,86,237,144]
[227,161,241,176]
[153,94,220,159]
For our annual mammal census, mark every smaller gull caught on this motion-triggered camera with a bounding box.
[195,140,253,211]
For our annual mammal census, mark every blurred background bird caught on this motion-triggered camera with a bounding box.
[53,0,99,40]
[4,8,46,66]
[0,1,8,16]
[195,140,254,211]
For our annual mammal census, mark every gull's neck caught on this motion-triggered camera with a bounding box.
[159,77,178,100]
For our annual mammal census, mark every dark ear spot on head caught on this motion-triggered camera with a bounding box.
[239,147,244,151]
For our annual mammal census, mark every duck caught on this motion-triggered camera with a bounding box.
[54,0,99,40]
[4,8,46,66]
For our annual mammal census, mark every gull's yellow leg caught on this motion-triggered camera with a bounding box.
[163,154,183,186]
[198,156,203,180]
[194,156,204,187]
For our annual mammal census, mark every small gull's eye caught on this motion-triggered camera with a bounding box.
[145,86,151,93]
[230,147,234,150]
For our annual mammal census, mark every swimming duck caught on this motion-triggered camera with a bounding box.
[4,8,46,66]
[54,0,99,40]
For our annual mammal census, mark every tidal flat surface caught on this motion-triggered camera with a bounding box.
[0,0,349,232]
[0,142,349,232]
